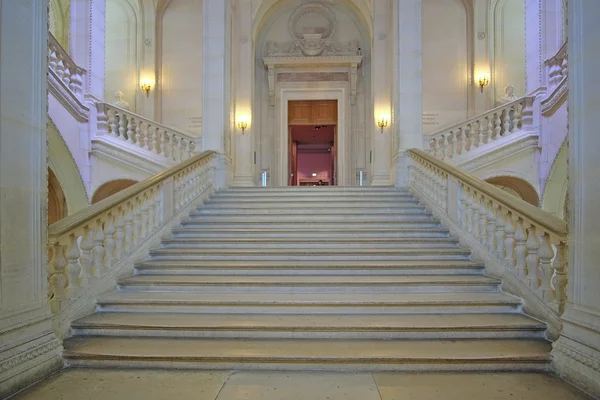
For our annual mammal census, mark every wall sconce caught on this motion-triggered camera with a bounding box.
[377,115,389,133]
[477,74,490,93]
[140,78,153,97]
[237,115,250,134]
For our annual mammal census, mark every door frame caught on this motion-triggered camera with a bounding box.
[279,88,347,187]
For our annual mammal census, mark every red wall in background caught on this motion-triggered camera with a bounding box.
[296,153,332,184]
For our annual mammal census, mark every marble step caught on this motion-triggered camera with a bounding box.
[71,312,547,339]
[116,275,501,293]
[133,260,486,276]
[210,194,416,202]
[146,248,472,262]
[179,220,443,230]
[192,207,428,215]
[158,237,461,250]
[185,214,435,223]
[170,228,451,239]
[223,187,402,192]
[95,292,522,314]
[201,200,422,208]
[62,337,551,371]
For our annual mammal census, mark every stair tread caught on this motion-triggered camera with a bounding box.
[161,237,458,244]
[98,291,521,305]
[135,260,485,268]
[119,275,499,286]
[63,337,551,361]
[72,312,545,331]
[149,248,471,255]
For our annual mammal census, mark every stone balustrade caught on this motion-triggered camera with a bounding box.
[96,103,197,162]
[48,33,85,97]
[426,97,535,162]
[545,41,568,93]
[409,149,568,318]
[47,151,216,315]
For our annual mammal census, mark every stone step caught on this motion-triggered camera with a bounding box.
[192,207,428,215]
[95,292,522,314]
[179,221,443,230]
[62,337,551,371]
[210,194,416,202]
[223,187,402,192]
[133,260,486,276]
[201,200,422,208]
[71,312,547,340]
[158,237,461,250]
[185,214,435,223]
[117,275,501,294]
[170,228,451,239]
[147,248,472,262]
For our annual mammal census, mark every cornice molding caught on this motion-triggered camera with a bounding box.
[48,70,90,123]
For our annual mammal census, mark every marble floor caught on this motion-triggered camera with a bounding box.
[12,369,593,400]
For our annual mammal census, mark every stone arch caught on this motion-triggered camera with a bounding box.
[252,0,372,42]
[541,138,568,219]
[48,168,68,225]
[48,118,89,214]
[486,175,540,206]
[92,179,138,204]
[489,0,526,102]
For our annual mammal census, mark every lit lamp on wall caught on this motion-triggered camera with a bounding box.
[377,114,389,133]
[477,73,490,93]
[237,115,250,134]
[140,78,153,97]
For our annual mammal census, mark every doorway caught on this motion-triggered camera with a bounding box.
[288,100,337,186]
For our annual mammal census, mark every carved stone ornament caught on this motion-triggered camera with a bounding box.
[289,3,336,40]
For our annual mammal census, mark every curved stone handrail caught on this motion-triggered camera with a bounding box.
[96,103,197,163]
[48,33,85,97]
[408,149,568,326]
[542,41,568,116]
[48,151,216,318]
[425,97,535,161]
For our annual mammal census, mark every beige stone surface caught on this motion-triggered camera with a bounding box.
[373,372,592,400]
[13,370,592,400]
[13,369,230,400]
[215,371,381,400]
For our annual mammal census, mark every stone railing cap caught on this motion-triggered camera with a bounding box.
[48,150,215,239]
[409,148,567,238]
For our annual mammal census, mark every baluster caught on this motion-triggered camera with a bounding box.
[486,200,496,254]
[429,138,436,156]
[454,128,463,155]
[154,187,162,227]
[153,127,161,155]
[502,109,511,136]
[459,186,468,230]
[464,189,474,234]
[62,67,71,87]
[140,194,149,239]
[435,137,445,160]
[65,234,81,298]
[128,116,137,144]
[504,212,516,270]
[132,197,142,245]
[78,227,94,287]
[538,233,555,302]
[445,134,454,159]
[551,242,567,315]
[478,119,486,145]
[494,112,502,139]
[56,59,65,80]
[478,196,488,246]
[124,204,134,251]
[118,112,127,141]
[525,225,540,289]
[107,110,118,138]
[440,172,447,210]
[170,136,179,161]
[163,132,171,158]
[495,206,506,261]
[177,137,185,161]
[514,218,527,278]
[104,213,116,271]
[48,242,68,312]
[137,121,145,149]
[189,141,196,155]
[471,193,480,239]
[486,116,494,141]
[511,105,520,133]
[561,57,568,80]
[114,208,125,259]
[92,221,106,277]
[147,190,156,234]
[471,124,479,148]
[49,50,58,72]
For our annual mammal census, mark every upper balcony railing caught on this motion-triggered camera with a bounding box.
[542,41,568,116]
[425,97,535,162]
[96,103,198,164]
[48,32,85,98]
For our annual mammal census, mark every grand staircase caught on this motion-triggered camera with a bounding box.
[64,187,551,371]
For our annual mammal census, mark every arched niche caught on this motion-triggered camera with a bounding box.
[422,0,474,133]
[490,0,526,102]
[156,0,203,134]
[48,168,68,225]
[92,179,138,204]
[541,138,568,219]
[105,0,140,111]
[486,175,540,206]
[48,118,89,214]
[253,0,371,186]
